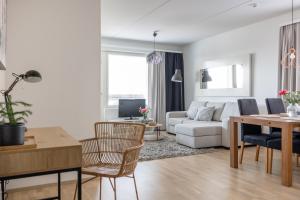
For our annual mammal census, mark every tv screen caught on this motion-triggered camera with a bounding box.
[118,99,146,119]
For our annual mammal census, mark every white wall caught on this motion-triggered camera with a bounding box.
[5,0,101,189]
[183,10,300,109]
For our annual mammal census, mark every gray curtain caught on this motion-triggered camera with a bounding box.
[279,23,300,91]
[148,52,166,130]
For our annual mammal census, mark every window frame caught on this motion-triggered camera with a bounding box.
[103,51,148,108]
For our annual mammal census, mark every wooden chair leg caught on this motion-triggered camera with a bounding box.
[297,154,299,167]
[133,173,139,200]
[99,177,102,200]
[255,145,260,162]
[268,148,273,174]
[265,148,269,173]
[239,141,245,164]
[73,182,78,200]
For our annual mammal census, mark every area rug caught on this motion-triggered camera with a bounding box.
[139,133,218,161]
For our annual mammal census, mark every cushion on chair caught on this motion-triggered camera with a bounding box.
[194,106,215,121]
[206,102,225,121]
[187,101,207,119]
[267,138,300,153]
[243,134,271,147]
[270,131,282,138]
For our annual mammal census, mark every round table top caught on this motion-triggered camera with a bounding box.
[145,123,162,128]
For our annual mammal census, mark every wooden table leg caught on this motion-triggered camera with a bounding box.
[281,125,293,186]
[230,119,238,168]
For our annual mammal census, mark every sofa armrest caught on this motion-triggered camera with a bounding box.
[166,111,187,119]
[221,118,241,148]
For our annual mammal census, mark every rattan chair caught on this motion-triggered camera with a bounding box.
[74,122,145,200]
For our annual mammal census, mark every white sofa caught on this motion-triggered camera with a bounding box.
[166,101,241,148]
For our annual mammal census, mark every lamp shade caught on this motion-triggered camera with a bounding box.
[147,51,162,65]
[23,70,42,83]
[202,70,212,82]
[0,60,6,70]
[171,69,183,82]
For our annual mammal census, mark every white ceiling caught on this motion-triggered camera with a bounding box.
[101,0,300,45]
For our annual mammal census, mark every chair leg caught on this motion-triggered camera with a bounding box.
[133,173,139,200]
[255,145,260,162]
[73,182,78,200]
[239,141,245,164]
[297,154,299,167]
[99,177,102,200]
[265,148,269,173]
[114,178,117,200]
[268,149,273,174]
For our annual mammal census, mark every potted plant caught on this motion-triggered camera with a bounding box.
[279,89,300,117]
[0,69,42,146]
[0,97,32,146]
[139,107,150,123]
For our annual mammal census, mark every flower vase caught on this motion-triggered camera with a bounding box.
[142,115,148,124]
[287,104,298,117]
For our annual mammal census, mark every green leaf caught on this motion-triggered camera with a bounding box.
[15,117,27,123]
[12,101,32,107]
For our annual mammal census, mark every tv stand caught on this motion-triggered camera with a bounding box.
[124,117,139,120]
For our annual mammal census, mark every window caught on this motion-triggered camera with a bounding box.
[107,53,148,106]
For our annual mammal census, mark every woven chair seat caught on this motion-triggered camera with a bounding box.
[82,163,122,177]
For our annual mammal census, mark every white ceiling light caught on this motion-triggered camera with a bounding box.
[147,31,163,65]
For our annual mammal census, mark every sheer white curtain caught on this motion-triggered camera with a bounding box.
[279,23,300,91]
[148,52,166,130]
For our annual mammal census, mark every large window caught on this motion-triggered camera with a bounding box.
[107,53,148,106]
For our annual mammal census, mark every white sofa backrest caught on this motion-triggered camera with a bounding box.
[220,102,240,121]
[188,101,208,109]
[186,101,208,119]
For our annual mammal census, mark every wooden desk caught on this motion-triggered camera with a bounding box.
[0,127,82,199]
[230,115,300,187]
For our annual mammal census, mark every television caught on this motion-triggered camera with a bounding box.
[118,99,146,119]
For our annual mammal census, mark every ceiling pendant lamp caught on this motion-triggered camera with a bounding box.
[147,31,162,65]
[282,0,297,67]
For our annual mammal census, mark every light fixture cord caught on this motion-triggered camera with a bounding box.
[153,31,157,51]
[292,0,295,48]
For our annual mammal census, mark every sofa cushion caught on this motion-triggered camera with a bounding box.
[187,101,207,119]
[206,102,225,121]
[168,117,188,126]
[194,106,215,121]
[175,122,222,137]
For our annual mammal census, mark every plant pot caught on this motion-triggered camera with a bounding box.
[0,123,26,146]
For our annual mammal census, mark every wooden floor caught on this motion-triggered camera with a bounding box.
[7,147,300,200]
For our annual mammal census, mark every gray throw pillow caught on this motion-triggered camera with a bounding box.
[206,102,225,121]
[194,106,215,121]
[187,101,207,119]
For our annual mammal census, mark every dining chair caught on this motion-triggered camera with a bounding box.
[237,99,272,164]
[73,122,145,200]
[265,98,286,137]
[266,138,300,173]
[265,98,300,137]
